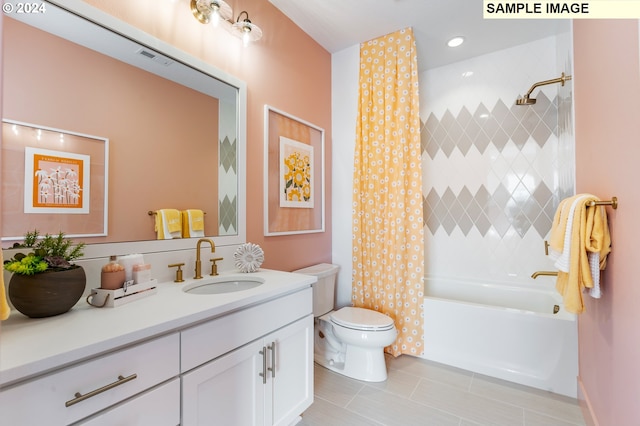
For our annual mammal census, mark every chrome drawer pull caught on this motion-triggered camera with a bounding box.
[65,373,138,407]
[268,342,276,378]
[259,347,267,384]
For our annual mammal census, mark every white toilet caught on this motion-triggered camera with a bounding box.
[294,263,397,382]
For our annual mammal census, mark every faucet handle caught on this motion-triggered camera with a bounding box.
[210,257,223,276]
[168,263,185,282]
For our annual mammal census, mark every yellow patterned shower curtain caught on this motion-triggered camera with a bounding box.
[352,28,425,357]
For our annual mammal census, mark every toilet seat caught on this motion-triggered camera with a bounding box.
[330,307,395,332]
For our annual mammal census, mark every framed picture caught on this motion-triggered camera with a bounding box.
[1,119,109,240]
[264,105,325,236]
[24,147,90,214]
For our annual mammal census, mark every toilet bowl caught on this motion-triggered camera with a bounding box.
[293,263,398,382]
[317,307,397,382]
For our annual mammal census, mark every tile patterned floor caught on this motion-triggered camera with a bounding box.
[300,355,585,426]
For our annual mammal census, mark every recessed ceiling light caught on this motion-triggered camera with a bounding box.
[447,36,465,48]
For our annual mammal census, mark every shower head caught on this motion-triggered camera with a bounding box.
[516,96,536,105]
[516,72,571,106]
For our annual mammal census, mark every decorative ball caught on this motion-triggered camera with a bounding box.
[234,243,264,273]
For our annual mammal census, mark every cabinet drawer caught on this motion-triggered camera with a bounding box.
[181,287,312,372]
[78,378,180,425]
[0,333,179,425]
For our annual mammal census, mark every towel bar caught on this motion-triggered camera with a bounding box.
[588,196,618,210]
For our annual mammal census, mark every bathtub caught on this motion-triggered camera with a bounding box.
[422,277,578,397]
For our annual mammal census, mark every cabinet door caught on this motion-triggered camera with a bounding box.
[182,339,266,426]
[268,315,314,426]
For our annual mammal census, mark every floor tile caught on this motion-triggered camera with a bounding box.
[299,397,380,426]
[411,379,525,426]
[350,386,460,426]
[313,364,365,408]
[303,356,586,426]
[470,374,585,425]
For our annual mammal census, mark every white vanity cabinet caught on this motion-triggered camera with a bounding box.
[0,333,180,425]
[181,287,313,426]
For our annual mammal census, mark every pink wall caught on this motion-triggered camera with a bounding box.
[573,20,640,425]
[74,0,332,270]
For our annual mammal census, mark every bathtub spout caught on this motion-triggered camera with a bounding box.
[531,271,559,279]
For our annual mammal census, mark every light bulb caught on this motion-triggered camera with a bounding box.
[211,9,220,27]
[242,28,250,47]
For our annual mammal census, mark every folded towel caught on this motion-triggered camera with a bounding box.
[549,194,611,313]
[155,209,182,240]
[181,209,205,238]
[1,250,10,321]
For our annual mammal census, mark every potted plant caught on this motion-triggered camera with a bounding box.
[4,230,86,318]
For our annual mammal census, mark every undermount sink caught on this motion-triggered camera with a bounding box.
[183,277,265,295]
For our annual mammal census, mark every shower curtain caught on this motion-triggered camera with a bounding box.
[352,28,425,357]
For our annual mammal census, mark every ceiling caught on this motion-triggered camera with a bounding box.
[268,0,570,72]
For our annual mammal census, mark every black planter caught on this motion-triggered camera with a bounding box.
[8,267,86,318]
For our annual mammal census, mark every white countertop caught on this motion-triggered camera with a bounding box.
[0,269,315,387]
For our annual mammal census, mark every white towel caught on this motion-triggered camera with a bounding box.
[155,209,182,240]
[588,251,601,298]
[550,195,589,272]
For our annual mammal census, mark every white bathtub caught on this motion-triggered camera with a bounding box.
[422,277,578,397]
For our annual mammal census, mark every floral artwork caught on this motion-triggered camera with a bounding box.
[279,136,314,208]
[24,147,90,214]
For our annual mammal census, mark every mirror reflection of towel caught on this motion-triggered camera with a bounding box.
[0,250,10,320]
[182,209,205,238]
[155,209,182,239]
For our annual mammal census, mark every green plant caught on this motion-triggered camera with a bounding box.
[4,230,85,275]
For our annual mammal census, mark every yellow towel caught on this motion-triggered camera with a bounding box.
[154,209,182,239]
[1,250,11,320]
[550,194,611,314]
[181,209,205,238]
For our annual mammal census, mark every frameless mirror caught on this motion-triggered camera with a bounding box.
[1,1,246,248]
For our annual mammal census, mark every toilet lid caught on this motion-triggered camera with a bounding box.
[330,307,395,331]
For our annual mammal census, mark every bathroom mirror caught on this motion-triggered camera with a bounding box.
[1,0,246,248]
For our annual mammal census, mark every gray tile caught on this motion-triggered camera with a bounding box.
[313,364,365,408]
[470,374,585,425]
[305,359,585,426]
[412,379,525,426]
[388,355,473,391]
[351,386,460,426]
[458,106,473,129]
[299,397,382,426]
[367,366,421,398]
[492,127,510,152]
[524,409,584,426]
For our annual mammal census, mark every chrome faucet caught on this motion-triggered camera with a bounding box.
[531,271,558,279]
[195,238,215,279]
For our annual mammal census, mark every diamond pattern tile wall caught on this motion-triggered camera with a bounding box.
[421,92,560,238]
[422,92,557,159]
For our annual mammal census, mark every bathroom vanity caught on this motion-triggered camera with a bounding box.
[0,269,314,425]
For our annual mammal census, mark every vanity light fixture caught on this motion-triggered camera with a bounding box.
[190,0,263,46]
[191,0,232,26]
[447,36,465,48]
[231,11,263,47]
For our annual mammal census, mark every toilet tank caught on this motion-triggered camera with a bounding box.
[293,263,340,316]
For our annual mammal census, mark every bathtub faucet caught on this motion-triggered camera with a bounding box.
[531,271,558,279]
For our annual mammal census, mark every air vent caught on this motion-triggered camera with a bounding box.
[135,48,174,66]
